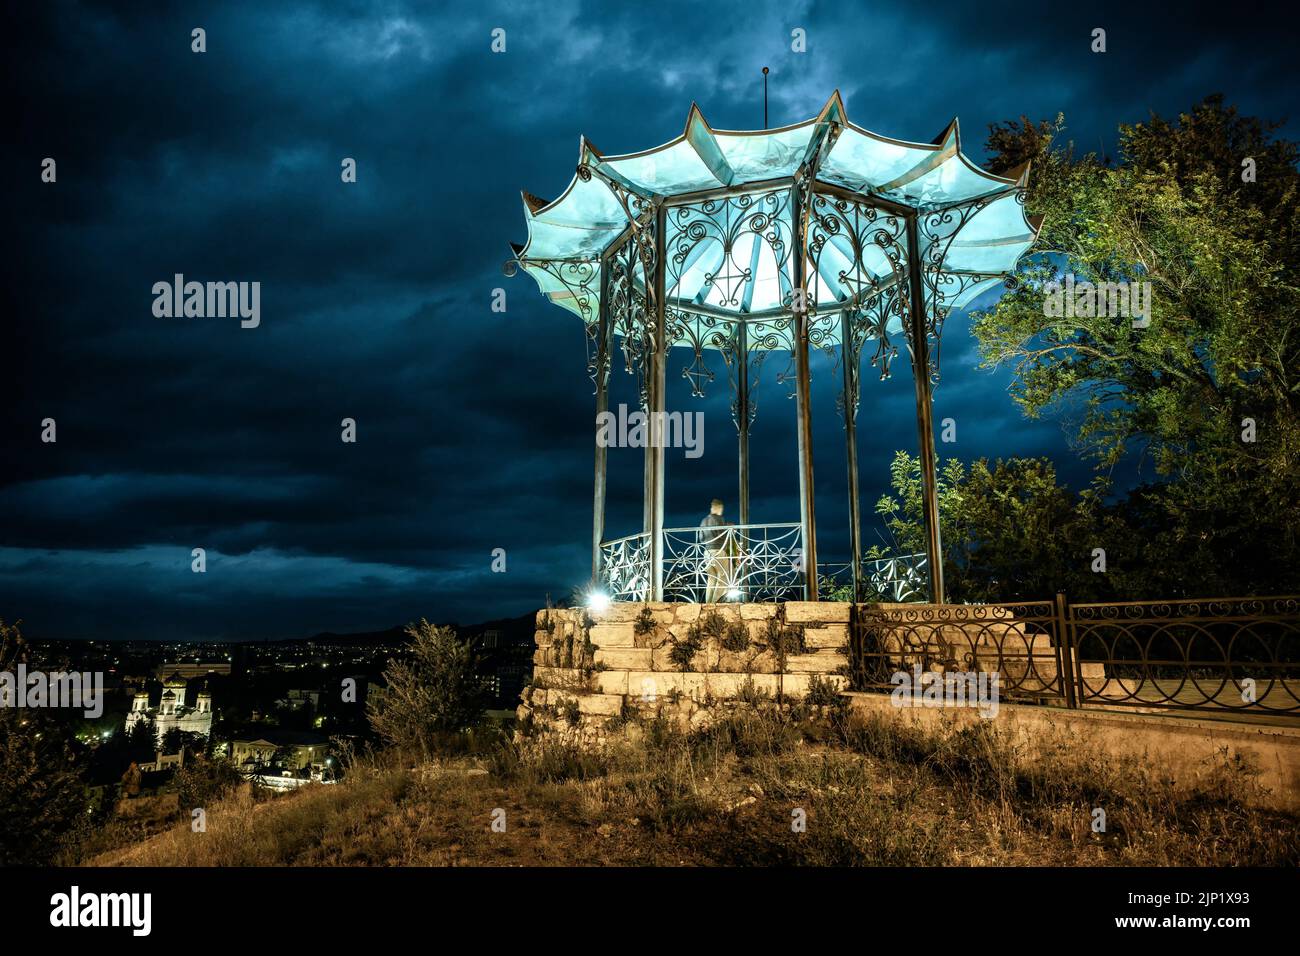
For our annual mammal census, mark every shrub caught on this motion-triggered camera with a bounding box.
[804,674,842,708]
[669,625,705,671]
[367,619,490,759]
[720,619,750,652]
[633,606,657,637]
[173,755,244,812]
[763,617,806,668]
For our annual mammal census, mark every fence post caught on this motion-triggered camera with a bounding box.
[1054,592,1079,709]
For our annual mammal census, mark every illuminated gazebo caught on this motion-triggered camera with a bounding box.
[507,92,1039,604]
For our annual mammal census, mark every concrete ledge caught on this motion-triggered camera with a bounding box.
[845,691,1300,812]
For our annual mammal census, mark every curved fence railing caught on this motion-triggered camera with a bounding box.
[848,594,1300,716]
[850,600,1069,703]
[821,554,929,602]
[1069,596,1300,714]
[599,524,928,605]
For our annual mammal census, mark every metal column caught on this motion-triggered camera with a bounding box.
[592,261,612,582]
[840,310,861,600]
[904,214,945,604]
[791,183,818,600]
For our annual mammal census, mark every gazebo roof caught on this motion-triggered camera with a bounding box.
[512,92,1040,351]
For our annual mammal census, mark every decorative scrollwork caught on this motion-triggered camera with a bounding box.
[660,523,805,603]
[719,320,765,431]
[598,532,651,602]
[666,189,793,314]
[915,195,996,384]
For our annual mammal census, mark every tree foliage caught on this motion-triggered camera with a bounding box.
[367,620,488,759]
[0,620,91,865]
[960,97,1300,597]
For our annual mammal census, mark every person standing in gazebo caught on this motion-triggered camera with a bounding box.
[700,499,734,602]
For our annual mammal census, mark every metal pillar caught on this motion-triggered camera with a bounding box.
[840,310,862,601]
[791,184,818,600]
[904,215,945,604]
[648,205,668,601]
[735,320,751,526]
[592,264,612,582]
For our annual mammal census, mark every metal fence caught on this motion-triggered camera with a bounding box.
[661,522,804,603]
[599,523,927,604]
[851,600,1071,703]
[820,553,929,602]
[849,594,1300,716]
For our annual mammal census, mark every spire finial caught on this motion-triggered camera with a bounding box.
[761,67,769,129]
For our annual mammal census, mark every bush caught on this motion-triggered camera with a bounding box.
[173,755,244,812]
[367,620,489,758]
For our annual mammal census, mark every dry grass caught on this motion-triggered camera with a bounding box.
[86,710,1300,867]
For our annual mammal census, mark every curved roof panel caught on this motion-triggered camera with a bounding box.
[512,92,1039,352]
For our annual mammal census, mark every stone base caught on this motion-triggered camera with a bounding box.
[518,601,850,746]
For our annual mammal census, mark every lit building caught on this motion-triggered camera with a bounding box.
[124,672,214,745]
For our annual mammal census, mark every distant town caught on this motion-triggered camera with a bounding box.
[17,613,535,806]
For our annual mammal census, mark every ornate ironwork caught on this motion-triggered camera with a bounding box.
[661,522,805,603]
[578,162,654,229]
[666,190,793,313]
[819,553,928,602]
[805,192,910,388]
[807,194,908,314]
[1068,596,1300,714]
[914,195,996,383]
[848,593,1300,716]
[605,224,658,407]
[720,320,766,429]
[668,306,733,398]
[745,312,798,400]
[598,531,652,602]
[850,600,1071,703]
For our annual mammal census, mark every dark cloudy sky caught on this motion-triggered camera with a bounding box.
[2,0,1294,640]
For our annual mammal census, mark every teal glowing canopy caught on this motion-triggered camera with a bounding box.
[508,91,1040,365]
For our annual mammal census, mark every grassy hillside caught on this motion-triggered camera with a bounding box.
[84,709,1300,867]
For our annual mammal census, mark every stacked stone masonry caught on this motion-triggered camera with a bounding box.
[517,601,851,744]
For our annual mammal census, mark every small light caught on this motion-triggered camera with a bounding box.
[726,587,742,601]
[587,590,611,612]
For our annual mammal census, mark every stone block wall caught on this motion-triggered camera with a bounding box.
[517,601,851,745]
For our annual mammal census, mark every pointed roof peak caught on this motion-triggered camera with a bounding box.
[932,117,960,148]
[521,191,550,215]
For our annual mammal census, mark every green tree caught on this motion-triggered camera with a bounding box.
[873,451,1123,603]
[0,620,91,865]
[971,98,1300,596]
[160,728,208,756]
[367,620,488,759]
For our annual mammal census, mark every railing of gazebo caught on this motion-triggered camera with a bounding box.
[598,524,926,604]
[819,553,929,603]
[662,523,804,603]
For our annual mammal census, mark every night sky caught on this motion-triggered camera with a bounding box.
[3,1,1294,640]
